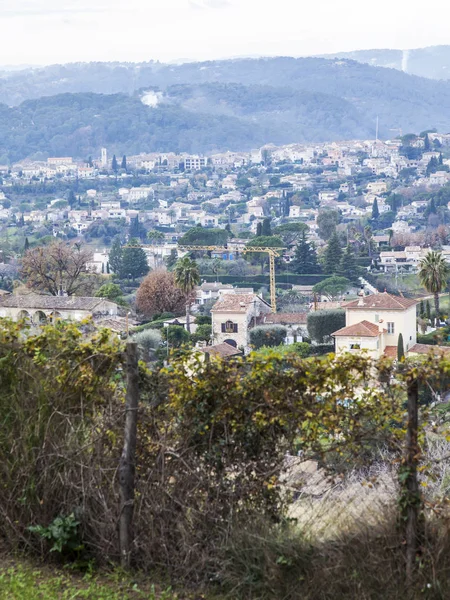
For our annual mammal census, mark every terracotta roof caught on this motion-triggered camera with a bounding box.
[199,342,242,358]
[344,292,417,310]
[211,293,270,313]
[408,343,450,355]
[384,346,397,358]
[332,320,383,337]
[0,294,116,311]
[264,312,307,325]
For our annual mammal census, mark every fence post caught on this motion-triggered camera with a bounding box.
[119,342,139,569]
[404,377,420,587]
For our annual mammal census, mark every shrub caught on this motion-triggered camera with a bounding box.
[131,329,162,361]
[250,325,287,349]
[307,310,345,344]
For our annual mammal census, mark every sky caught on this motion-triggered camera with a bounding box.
[0,0,449,66]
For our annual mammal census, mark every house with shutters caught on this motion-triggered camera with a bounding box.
[211,293,272,353]
[332,292,418,358]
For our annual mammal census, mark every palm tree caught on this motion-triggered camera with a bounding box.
[418,250,450,327]
[174,257,200,333]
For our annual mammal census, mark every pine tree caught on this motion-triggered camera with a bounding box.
[338,244,359,282]
[256,222,263,237]
[120,239,149,280]
[121,155,127,170]
[291,231,320,274]
[112,154,118,172]
[108,237,123,275]
[397,333,405,362]
[372,198,380,220]
[324,232,343,274]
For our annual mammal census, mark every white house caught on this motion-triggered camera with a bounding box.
[332,292,417,358]
[211,293,272,353]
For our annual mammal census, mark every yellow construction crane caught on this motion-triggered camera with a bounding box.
[124,243,285,312]
[178,245,285,312]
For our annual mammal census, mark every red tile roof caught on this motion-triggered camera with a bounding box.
[332,320,383,337]
[211,293,270,313]
[199,342,242,358]
[344,292,417,311]
[408,343,450,355]
[384,346,397,358]
[264,312,307,325]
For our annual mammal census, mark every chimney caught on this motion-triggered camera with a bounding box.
[357,296,364,307]
[378,319,384,333]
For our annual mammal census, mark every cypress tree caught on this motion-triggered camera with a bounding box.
[256,222,263,237]
[426,300,431,322]
[106,262,110,274]
[424,133,431,151]
[121,155,127,170]
[112,155,118,173]
[262,217,272,236]
[324,232,343,274]
[420,299,425,317]
[68,190,76,208]
[397,333,405,362]
[372,198,380,220]
[24,237,30,252]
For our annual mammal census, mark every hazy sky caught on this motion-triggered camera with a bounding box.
[1,0,449,65]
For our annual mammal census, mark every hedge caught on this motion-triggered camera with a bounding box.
[199,274,327,286]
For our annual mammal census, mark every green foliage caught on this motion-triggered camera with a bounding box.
[166,325,191,347]
[317,209,340,241]
[307,309,345,344]
[94,283,124,303]
[324,231,343,274]
[273,222,309,245]
[179,226,229,246]
[338,244,360,282]
[397,333,405,362]
[131,329,163,360]
[191,324,212,344]
[313,276,351,300]
[29,513,83,557]
[108,236,123,275]
[291,231,321,274]
[261,217,272,236]
[120,240,149,280]
[371,198,380,220]
[249,325,287,349]
[173,257,200,295]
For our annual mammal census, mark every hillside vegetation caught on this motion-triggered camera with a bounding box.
[1,57,450,158]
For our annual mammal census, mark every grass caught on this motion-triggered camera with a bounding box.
[0,560,179,600]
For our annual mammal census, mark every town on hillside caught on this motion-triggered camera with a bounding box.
[1,131,450,359]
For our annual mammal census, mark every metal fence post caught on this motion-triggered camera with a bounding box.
[118,342,139,569]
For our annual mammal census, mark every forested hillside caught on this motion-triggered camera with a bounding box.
[2,57,450,160]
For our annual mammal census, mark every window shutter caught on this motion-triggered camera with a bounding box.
[233,323,238,333]
[221,323,226,333]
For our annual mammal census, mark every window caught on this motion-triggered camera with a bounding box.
[387,322,395,334]
[349,343,361,350]
[222,320,238,334]
[374,314,379,323]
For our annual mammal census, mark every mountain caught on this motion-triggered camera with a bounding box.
[0,85,372,163]
[318,46,450,80]
[2,57,450,160]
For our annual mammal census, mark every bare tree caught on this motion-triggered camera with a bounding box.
[21,241,93,296]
